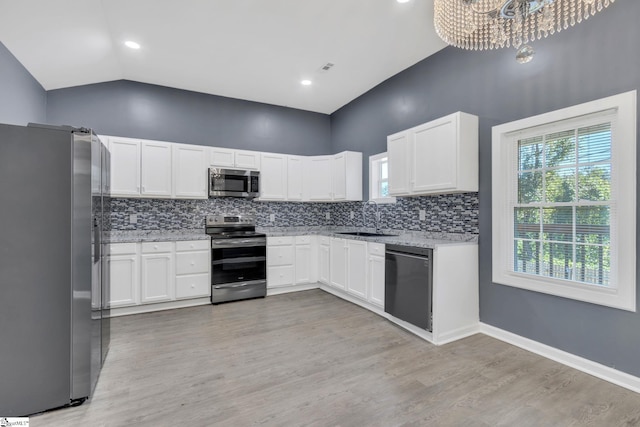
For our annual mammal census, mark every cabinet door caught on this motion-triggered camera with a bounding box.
[387,131,411,196]
[346,240,367,299]
[332,153,347,200]
[141,141,172,198]
[267,245,294,266]
[260,153,287,200]
[329,238,347,290]
[305,156,333,201]
[287,156,304,201]
[368,255,385,308]
[235,150,261,170]
[175,251,209,275]
[175,275,210,299]
[107,254,139,307]
[267,265,295,288]
[319,243,330,285]
[411,116,457,193]
[210,147,235,167]
[295,243,315,284]
[140,253,174,303]
[109,137,140,196]
[173,144,208,199]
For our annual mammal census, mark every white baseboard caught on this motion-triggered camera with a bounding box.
[267,283,319,296]
[318,284,386,317]
[108,297,211,317]
[435,324,480,345]
[480,323,640,394]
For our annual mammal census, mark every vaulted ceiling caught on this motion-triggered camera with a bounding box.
[0,0,446,114]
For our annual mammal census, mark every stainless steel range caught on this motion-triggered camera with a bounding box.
[205,214,267,304]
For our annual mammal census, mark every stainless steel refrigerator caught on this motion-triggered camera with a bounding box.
[0,123,110,416]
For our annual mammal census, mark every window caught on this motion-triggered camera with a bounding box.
[492,91,636,311]
[369,152,396,203]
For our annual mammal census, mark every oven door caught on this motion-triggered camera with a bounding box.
[211,238,266,285]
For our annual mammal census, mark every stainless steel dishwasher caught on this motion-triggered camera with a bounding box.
[384,244,433,331]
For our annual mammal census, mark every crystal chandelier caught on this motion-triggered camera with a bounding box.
[433,0,615,63]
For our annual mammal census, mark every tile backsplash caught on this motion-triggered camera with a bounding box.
[108,192,478,235]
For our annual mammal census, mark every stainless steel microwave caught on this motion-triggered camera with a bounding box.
[209,168,260,198]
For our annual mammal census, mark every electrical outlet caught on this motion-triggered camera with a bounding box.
[269,213,275,222]
[350,211,354,220]
[419,210,426,221]
[129,214,138,224]
[326,212,331,220]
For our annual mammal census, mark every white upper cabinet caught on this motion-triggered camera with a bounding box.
[259,153,288,200]
[105,133,362,203]
[304,152,362,202]
[173,144,208,199]
[387,112,478,196]
[287,155,304,201]
[141,141,172,198]
[331,151,362,201]
[305,155,333,201]
[108,137,141,197]
[210,147,260,170]
[387,131,411,196]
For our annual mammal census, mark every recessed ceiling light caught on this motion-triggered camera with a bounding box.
[301,80,312,86]
[124,41,141,49]
[397,0,410,3]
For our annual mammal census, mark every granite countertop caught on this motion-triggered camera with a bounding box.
[105,229,209,243]
[105,227,477,248]
[258,227,477,249]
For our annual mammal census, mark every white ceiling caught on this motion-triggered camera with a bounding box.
[0,0,446,114]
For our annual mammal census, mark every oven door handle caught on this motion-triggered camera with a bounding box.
[212,256,266,266]
[213,280,266,289]
[211,238,266,248]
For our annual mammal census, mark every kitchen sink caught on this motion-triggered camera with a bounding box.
[337,231,398,237]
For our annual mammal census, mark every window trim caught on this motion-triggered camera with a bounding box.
[369,152,396,204]
[492,91,636,312]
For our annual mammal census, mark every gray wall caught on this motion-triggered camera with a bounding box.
[0,42,46,125]
[46,80,331,155]
[331,1,640,376]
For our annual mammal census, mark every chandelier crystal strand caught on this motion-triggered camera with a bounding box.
[433,0,614,54]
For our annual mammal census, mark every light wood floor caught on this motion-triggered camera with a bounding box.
[33,289,640,426]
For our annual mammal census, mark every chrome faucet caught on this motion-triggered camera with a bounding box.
[362,200,380,232]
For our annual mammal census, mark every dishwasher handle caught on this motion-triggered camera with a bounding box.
[386,249,430,261]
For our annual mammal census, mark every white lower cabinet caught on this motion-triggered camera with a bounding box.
[346,240,367,299]
[329,238,348,290]
[141,242,175,303]
[267,236,317,289]
[175,240,210,299]
[367,243,385,308]
[327,238,384,304]
[108,240,210,313]
[106,243,139,307]
[318,236,331,285]
[294,236,317,284]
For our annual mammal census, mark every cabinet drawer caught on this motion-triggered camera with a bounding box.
[141,241,173,253]
[318,236,331,246]
[295,235,313,245]
[175,274,210,299]
[268,236,294,246]
[176,251,210,275]
[176,240,209,251]
[267,265,294,287]
[108,243,138,255]
[267,246,294,266]
[368,243,385,257]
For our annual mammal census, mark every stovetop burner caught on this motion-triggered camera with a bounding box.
[205,214,264,238]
